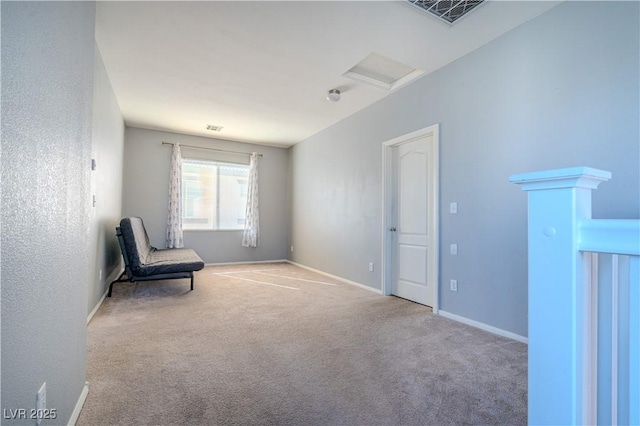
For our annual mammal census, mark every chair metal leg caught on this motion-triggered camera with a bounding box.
[107,270,127,297]
[109,270,196,296]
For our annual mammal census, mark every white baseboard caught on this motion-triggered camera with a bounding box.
[205,259,288,267]
[286,261,383,295]
[87,292,107,325]
[87,266,123,324]
[438,310,528,344]
[68,381,89,426]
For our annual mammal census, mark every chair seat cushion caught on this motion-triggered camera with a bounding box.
[134,248,205,277]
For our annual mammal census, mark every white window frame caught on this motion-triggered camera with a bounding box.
[181,158,249,231]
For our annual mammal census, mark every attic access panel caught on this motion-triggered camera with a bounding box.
[343,53,424,90]
[407,0,484,24]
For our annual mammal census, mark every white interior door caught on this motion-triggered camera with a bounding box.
[383,125,438,308]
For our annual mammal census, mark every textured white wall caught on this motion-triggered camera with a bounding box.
[288,1,640,337]
[88,44,125,315]
[1,2,96,423]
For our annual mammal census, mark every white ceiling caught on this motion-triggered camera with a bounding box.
[95,1,559,148]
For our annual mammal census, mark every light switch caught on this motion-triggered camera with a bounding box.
[450,244,458,255]
[450,202,458,214]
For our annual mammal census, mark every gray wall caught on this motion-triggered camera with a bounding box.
[1,2,96,424]
[289,1,640,337]
[88,44,125,315]
[122,127,289,263]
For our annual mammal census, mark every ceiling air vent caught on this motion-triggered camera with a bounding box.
[343,53,424,91]
[407,0,484,24]
[206,124,223,132]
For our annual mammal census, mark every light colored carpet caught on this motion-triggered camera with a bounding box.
[78,263,527,425]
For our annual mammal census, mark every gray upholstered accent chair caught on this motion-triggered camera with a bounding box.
[109,217,205,297]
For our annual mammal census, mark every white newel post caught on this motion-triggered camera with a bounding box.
[630,255,640,426]
[510,167,611,425]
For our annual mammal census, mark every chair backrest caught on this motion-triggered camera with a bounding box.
[118,217,155,274]
[115,226,134,279]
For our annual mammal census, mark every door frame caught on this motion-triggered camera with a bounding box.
[381,123,440,312]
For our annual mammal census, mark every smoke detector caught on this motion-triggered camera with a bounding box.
[326,89,341,102]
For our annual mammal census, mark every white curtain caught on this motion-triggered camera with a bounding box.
[166,143,184,248]
[242,152,260,248]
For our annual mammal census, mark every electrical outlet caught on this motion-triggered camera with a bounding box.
[36,382,46,426]
[290,246,294,253]
[99,269,103,281]
[368,263,374,272]
[450,244,458,255]
[450,279,458,292]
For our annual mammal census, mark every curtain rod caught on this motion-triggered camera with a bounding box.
[162,141,262,157]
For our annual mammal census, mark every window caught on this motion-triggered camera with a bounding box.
[181,158,249,230]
